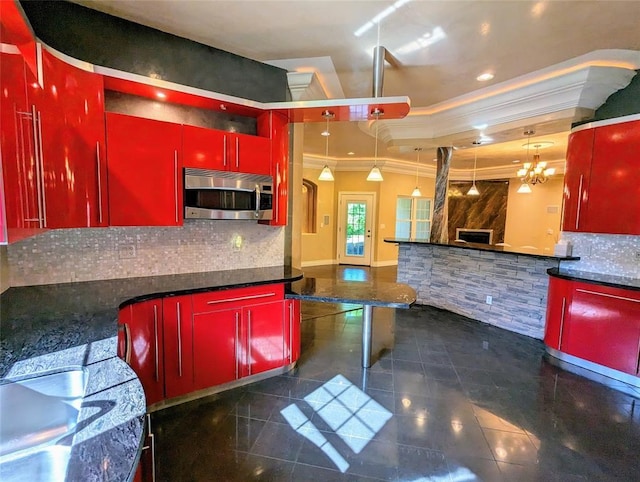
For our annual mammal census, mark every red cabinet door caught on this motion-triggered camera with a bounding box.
[586,120,640,235]
[564,282,640,375]
[119,300,165,406]
[562,129,593,232]
[106,113,183,226]
[182,125,227,170]
[233,133,271,175]
[163,296,194,399]
[285,299,302,364]
[258,111,288,226]
[544,277,572,350]
[244,301,285,376]
[40,50,107,228]
[192,308,240,390]
[0,51,46,242]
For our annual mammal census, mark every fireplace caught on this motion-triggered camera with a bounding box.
[455,228,494,245]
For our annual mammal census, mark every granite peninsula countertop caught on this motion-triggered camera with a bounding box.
[0,265,303,482]
[288,277,416,308]
[547,267,640,291]
[385,237,580,261]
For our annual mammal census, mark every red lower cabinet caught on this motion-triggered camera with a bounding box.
[118,299,165,406]
[285,299,301,364]
[544,277,572,350]
[243,301,286,376]
[193,308,240,390]
[562,281,640,375]
[163,296,194,398]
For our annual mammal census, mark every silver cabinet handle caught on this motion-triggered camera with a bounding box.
[177,301,183,377]
[206,292,276,305]
[153,304,159,382]
[223,135,227,167]
[558,297,566,350]
[255,183,261,219]
[576,174,583,230]
[575,288,640,304]
[118,322,132,364]
[288,302,293,361]
[235,311,239,379]
[247,310,252,376]
[174,150,179,223]
[36,109,47,228]
[274,161,280,224]
[30,106,44,228]
[96,141,103,224]
[235,136,239,169]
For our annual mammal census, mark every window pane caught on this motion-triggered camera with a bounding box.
[415,199,431,221]
[396,198,412,220]
[415,221,430,240]
[396,221,411,238]
[346,202,366,256]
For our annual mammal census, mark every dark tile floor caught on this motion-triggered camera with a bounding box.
[152,266,640,481]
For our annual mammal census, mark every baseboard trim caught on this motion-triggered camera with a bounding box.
[371,260,398,267]
[301,259,338,267]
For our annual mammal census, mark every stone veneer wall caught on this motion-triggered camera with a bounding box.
[6,221,284,287]
[560,233,640,279]
[397,244,561,339]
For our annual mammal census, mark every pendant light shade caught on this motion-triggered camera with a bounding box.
[318,110,335,181]
[467,140,481,196]
[411,147,422,197]
[517,182,532,193]
[367,108,384,181]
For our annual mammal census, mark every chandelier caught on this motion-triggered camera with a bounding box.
[516,130,555,193]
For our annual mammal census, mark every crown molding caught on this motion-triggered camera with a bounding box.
[359,49,640,144]
[286,71,328,101]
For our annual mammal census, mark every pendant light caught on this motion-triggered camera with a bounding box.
[318,110,335,181]
[467,140,480,195]
[411,147,422,197]
[367,108,384,181]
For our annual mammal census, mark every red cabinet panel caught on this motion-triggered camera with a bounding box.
[119,300,165,406]
[544,276,572,350]
[285,299,301,364]
[244,301,286,376]
[163,296,194,399]
[40,50,107,228]
[259,111,288,226]
[586,120,640,235]
[564,282,640,375]
[562,129,593,232]
[193,308,240,389]
[192,284,284,314]
[233,132,271,175]
[106,113,183,226]
[182,125,227,170]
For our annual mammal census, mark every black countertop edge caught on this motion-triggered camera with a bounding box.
[547,268,640,291]
[385,238,580,261]
[117,267,304,309]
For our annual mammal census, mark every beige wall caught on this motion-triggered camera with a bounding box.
[504,177,564,254]
[300,169,435,266]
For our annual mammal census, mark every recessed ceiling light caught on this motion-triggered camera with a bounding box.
[512,159,521,163]
[321,131,330,137]
[347,151,355,156]
[432,158,437,162]
[156,92,167,99]
[472,123,488,130]
[476,72,494,82]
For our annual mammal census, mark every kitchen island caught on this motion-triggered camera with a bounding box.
[385,238,579,339]
[0,266,302,482]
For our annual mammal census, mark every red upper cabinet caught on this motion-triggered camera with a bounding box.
[182,125,227,171]
[259,111,289,226]
[182,124,271,175]
[562,128,593,233]
[39,50,108,228]
[586,119,640,235]
[106,113,183,226]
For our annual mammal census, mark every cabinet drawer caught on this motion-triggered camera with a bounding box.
[192,284,284,313]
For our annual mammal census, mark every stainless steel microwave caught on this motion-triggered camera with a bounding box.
[184,168,273,220]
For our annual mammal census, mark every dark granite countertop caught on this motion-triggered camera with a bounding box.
[547,267,640,291]
[287,277,416,308]
[385,237,580,261]
[0,265,303,482]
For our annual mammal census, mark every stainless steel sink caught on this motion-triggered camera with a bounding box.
[0,367,87,481]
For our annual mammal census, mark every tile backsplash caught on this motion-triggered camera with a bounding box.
[6,221,284,287]
[560,232,639,278]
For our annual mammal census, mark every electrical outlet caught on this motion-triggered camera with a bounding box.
[485,295,493,305]
[118,244,136,259]
[636,251,640,260]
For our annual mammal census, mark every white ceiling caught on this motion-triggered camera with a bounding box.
[74,0,640,177]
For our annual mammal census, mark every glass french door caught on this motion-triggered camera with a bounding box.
[337,193,374,266]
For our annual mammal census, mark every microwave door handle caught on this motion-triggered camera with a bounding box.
[254,184,260,219]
